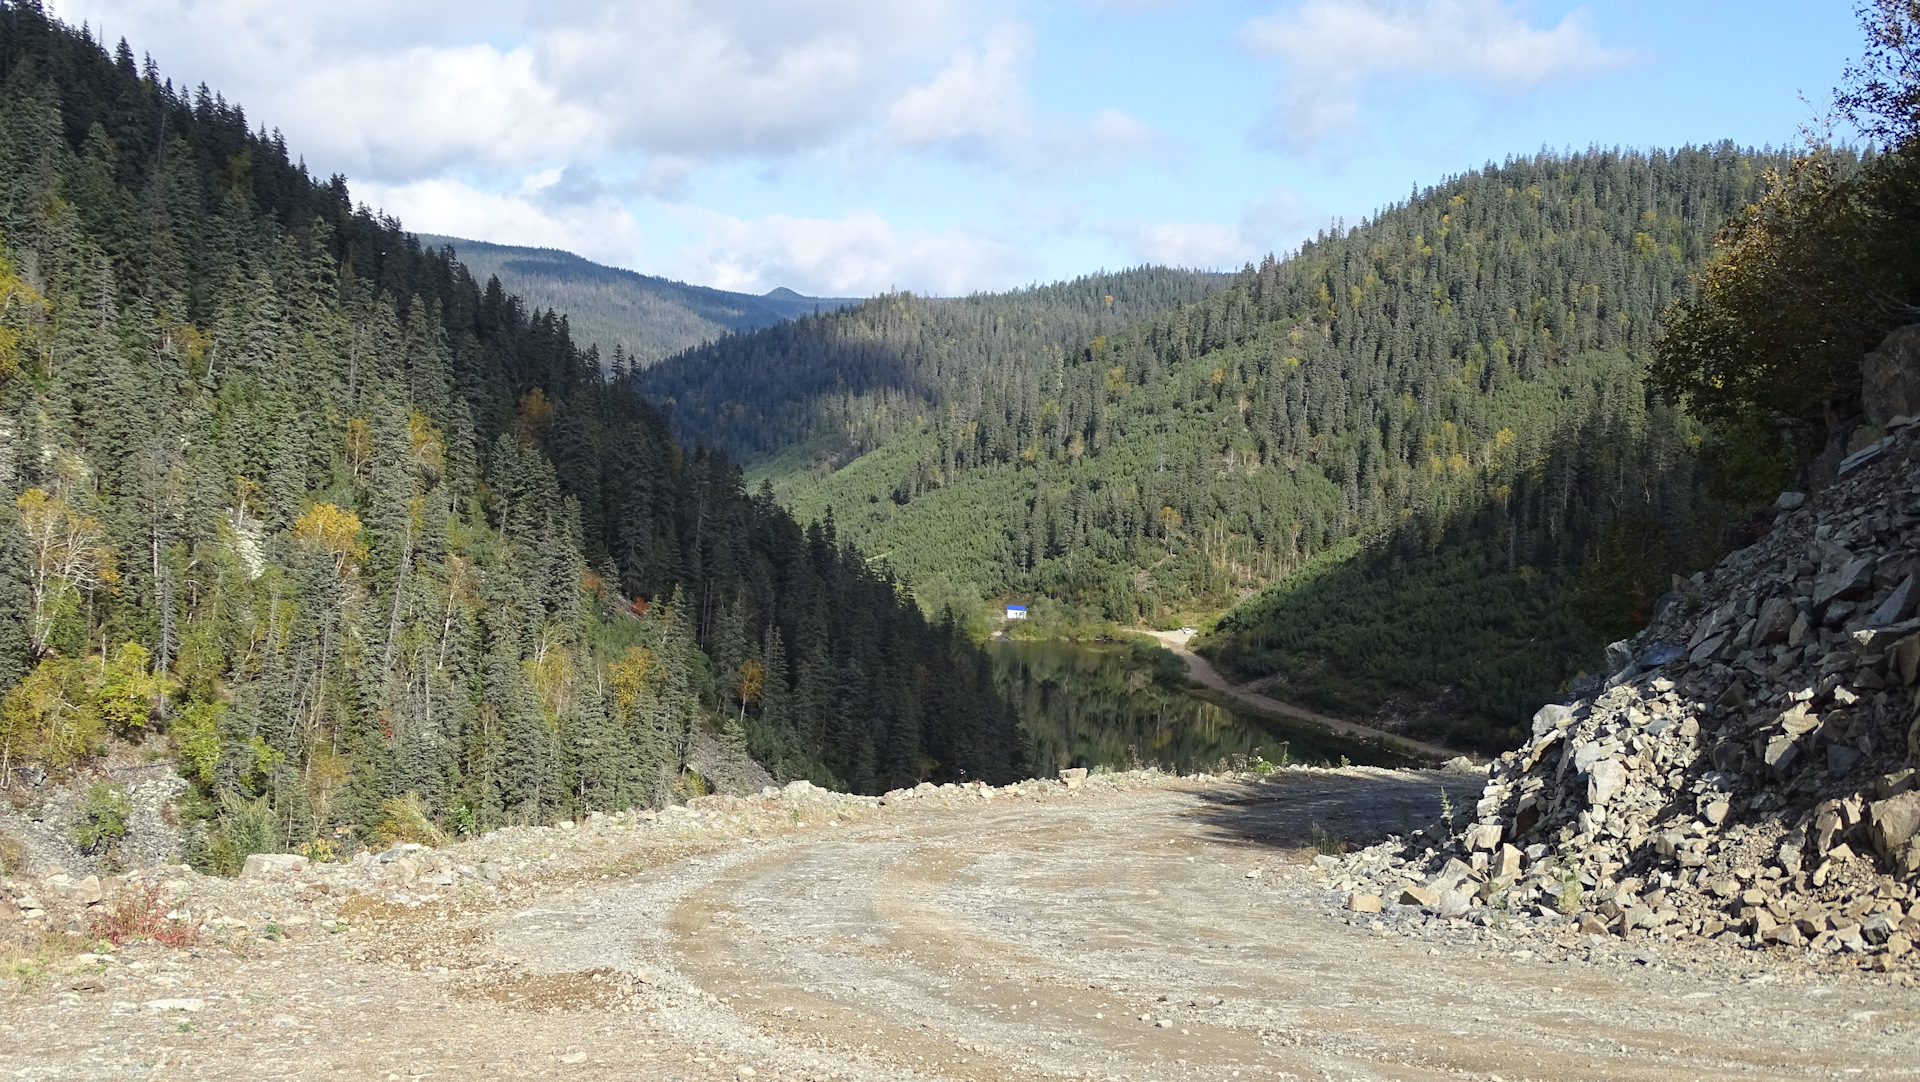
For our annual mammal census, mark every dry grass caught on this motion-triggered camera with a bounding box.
[0,928,98,988]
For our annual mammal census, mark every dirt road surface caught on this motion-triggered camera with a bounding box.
[6,769,1917,1080]
[1142,631,1459,762]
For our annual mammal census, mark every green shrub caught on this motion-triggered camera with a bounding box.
[73,781,131,857]
[206,791,281,875]
[372,791,446,848]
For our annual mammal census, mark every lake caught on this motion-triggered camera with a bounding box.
[985,637,1412,777]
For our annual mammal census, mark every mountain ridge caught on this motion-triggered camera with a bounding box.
[415,234,859,367]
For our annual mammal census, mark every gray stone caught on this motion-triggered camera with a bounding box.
[1870,574,1917,627]
[1835,923,1869,953]
[1765,922,1807,947]
[1862,324,1920,429]
[1587,759,1626,807]
[1530,703,1574,737]
[1754,596,1796,646]
[1774,491,1808,511]
[1896,635,1920,686]
[1863,914,1895,945]
[1465,823,1503,851]
[1490,844,1524,879]
[1688,633,1727,664]
[1438,890,1473,919]
[1789,610,1813,648]
[240,853,309,879]
[1764,734,1800,773]
[1840,438,1893,476]
[1638,642,1685,669]
[1816,556,1877,607]
[1690,601,1739,648]
[1399,885,1439,908]
[1573,743,1612,772]
[1879,769,1916,799]
[1604,640,1635,674]
[1828,744,1863,774]
[1871,791,1920,857]
[1777,702,1820,738]
[1426,857,1477,892]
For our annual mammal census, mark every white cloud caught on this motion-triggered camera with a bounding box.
[883,22,1036,157]
[58,0,1166,295]
[666,210,1034,296]
[353,173,645,271]
[1099,187,1311,268]
[1098,219,1251,269]
[289,42,602,178]
[1241,0,1632,150]
[536,0,971,161]
[879,22,1163,170]
[61,0,1151,182]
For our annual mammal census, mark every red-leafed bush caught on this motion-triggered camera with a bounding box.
[85,884,195,948]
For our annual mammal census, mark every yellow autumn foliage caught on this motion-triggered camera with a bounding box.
[292,503,366,575]
[608,645,654,717]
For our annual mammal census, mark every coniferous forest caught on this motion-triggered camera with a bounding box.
[637,146,1794,747]
[0,3,1020,871]
[636,269,1231,492]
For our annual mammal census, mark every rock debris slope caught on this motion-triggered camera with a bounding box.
[1336,413,1920,967]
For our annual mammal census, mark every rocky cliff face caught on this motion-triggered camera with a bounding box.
[1337,409,1920,966]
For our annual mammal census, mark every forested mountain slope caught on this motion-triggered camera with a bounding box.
[416,235,856,368]
[0,4,1017,871]
[771,148,1789,747]
[633,267,1232,499]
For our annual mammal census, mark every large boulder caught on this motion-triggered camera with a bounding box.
[1863,324,1920,428]
[1872,792,1920,859]
[1586,759,1627,807]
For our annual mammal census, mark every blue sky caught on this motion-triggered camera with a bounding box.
[56,1,1861,296]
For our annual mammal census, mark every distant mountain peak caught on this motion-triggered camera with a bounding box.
[413,235,858,368]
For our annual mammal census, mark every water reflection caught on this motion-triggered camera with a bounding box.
[988,638,1403,776]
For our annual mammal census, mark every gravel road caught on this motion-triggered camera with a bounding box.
[1141,631,1459,761]
[6,768,1918,1080]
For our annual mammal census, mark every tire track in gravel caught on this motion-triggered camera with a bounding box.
[23,770,1914,1080]
[658,777,1920,1080]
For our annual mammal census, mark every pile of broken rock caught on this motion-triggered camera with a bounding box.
[1334,414,1920,968]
